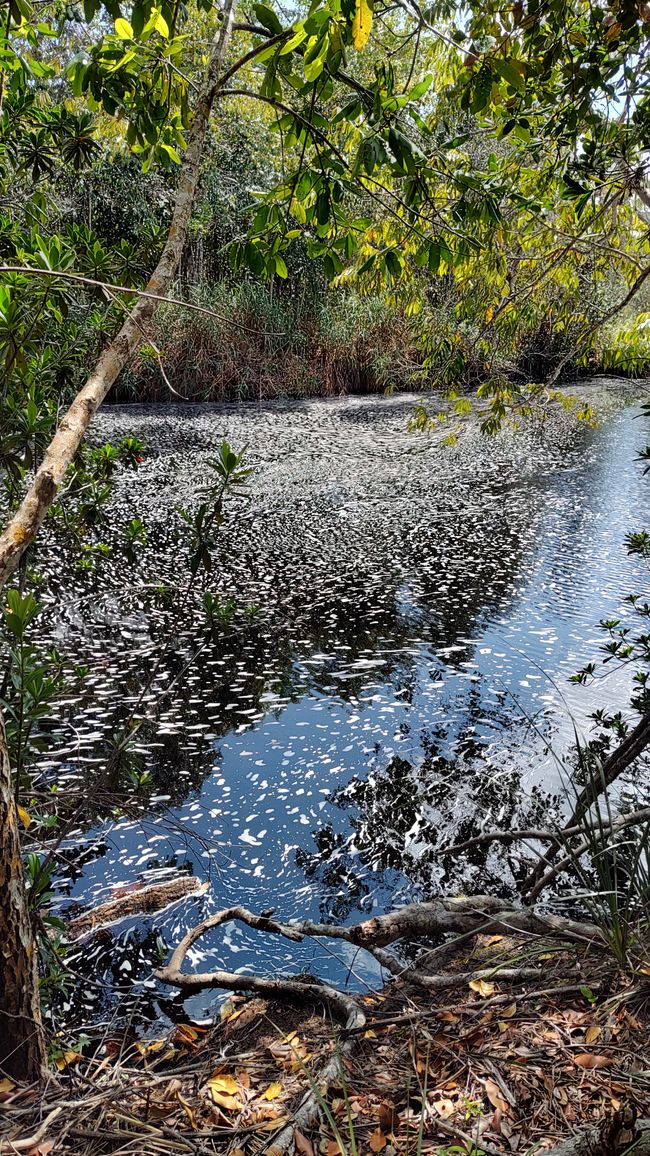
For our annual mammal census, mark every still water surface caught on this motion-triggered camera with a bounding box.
[38,384,649,1025]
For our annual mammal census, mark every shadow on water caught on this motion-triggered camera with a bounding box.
[30,385,650,1030]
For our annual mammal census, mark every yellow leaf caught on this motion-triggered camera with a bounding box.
[55,1050,82,1071]
[351,0,372,51]
[585,1024,601,1045]
[501,1002,517,1018]
[485,307,494,323]
[208,1075,239,1095]
[0,1079,16,1095]
[17,804,30,828]
[263,1081,284,1101]
[469,979,495,997]
[209,1089,242,1111]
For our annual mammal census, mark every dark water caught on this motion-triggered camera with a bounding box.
[34,383,649,1028]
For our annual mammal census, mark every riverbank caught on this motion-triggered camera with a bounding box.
[2,931,650,1156]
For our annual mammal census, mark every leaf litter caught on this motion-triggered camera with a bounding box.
[3,936,650,1155]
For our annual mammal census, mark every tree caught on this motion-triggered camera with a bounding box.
[1,0,650,1082]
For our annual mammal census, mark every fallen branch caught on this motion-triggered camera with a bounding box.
[526,800,650,902]
[65,875,205,940]
[0,1106,62,1153]
[540,1113,650,1156]
[155,897,604,1036]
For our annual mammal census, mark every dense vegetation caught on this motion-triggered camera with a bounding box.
[0,0,649,1136]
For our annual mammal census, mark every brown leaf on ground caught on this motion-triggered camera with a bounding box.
[368,1129,387,1152]
[295,1129,315,1156]
[574,1054,613,1069]
[485,1078,509,1114]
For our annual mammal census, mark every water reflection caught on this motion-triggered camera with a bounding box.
[31,387,648,1028]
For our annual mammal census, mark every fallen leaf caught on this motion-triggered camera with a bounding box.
[209,1089,242,1111]
[431,1098,455,1119]
[263,1081,284,1101]
[17,804,30,829]
[484,1078,509,1114]
[377,1102,397,1133]
[326,1142,342,1156]
[55,1050,82,1071]
[294,1129,315,1156]
[501,1002,517,1018]
[584,1024,601,1044]
[0,1079,16,1096]
[469,979,496,998]
[574,1053,612,1069]
[177,1092,198,1129]
[26,1143,54,1156]
[208,1074,239,1095]
[438,1011,459,1024]
[259,1117,288,1131]
[172,1024,204,1046]
[368,1130,387,1152]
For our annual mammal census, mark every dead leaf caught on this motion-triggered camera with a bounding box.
[172,1024,205,1046]
[263,1082,284,1101]
[574,1053,612,1069]
[177,1092,198,1129]
[584,1024,601,1044]
[377,1102,397,1133]
[501,1002,517,1018]
[326,1142,342,1156]
[26,1143,54,1156]
[0,1078,16,1096]
[294,1129,314,1156]
[210,1090,242,1111]
[431,1099,455,1119]
[469,979,496,997]
[208,1074,239,1094]
[484,1078,509,1115]
[54,1050,82,1071]
[368,1130,387,1152]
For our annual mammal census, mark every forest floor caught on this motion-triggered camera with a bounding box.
[2,934,650,1156]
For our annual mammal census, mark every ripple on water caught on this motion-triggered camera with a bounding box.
[32,387,650,1027]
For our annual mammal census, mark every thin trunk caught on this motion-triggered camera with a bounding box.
[0,0,235,589]
[0,0,235,1080]
[0,715,46,1083]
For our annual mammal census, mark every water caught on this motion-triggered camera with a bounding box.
[31,383,649,1027]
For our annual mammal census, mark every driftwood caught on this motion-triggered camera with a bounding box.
[66,875,205,940]
[155,896,603,1018]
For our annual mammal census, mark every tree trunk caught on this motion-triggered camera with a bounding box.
[0,716,45,1083]
[0,0,235,590]
[0,1,235,1080]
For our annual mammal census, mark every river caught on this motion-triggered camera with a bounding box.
[34,380,649,1029]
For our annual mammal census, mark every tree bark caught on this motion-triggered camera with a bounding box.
[0,716,46,1083]
[0,0,235,590]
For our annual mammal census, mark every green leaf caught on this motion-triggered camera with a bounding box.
[114,17,134,38]
[280,24,306,54]
[493,57,525,92]
[254,3,283,34]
